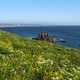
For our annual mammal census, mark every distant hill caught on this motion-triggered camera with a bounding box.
[0,23,43,27]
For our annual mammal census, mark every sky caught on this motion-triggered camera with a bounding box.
[0,0,80,25]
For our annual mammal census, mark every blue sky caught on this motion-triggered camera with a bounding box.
[0,0,80,25]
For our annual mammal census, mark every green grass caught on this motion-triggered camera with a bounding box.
[0,30,80,80]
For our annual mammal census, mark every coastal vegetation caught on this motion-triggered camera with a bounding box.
[0,30,80,80]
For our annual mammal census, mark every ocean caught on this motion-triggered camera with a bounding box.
[0,26,80,48]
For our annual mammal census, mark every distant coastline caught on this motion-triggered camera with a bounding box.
[0,23,80,27]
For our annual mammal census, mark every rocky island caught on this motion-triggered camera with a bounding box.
[32,32,57,43]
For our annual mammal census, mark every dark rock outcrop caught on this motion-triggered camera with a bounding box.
[32,32,56,43]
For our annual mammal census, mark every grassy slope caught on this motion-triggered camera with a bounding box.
[0,31,80,80]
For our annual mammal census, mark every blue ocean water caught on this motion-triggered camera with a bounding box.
[0,26,80,48]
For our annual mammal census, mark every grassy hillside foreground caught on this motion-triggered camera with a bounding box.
[0,31,80,80]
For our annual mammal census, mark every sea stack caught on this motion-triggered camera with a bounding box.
[32,32,56,43]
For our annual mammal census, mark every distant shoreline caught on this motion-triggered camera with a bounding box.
[0,25,80,28]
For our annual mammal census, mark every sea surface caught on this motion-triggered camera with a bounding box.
[0,26,80,48]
